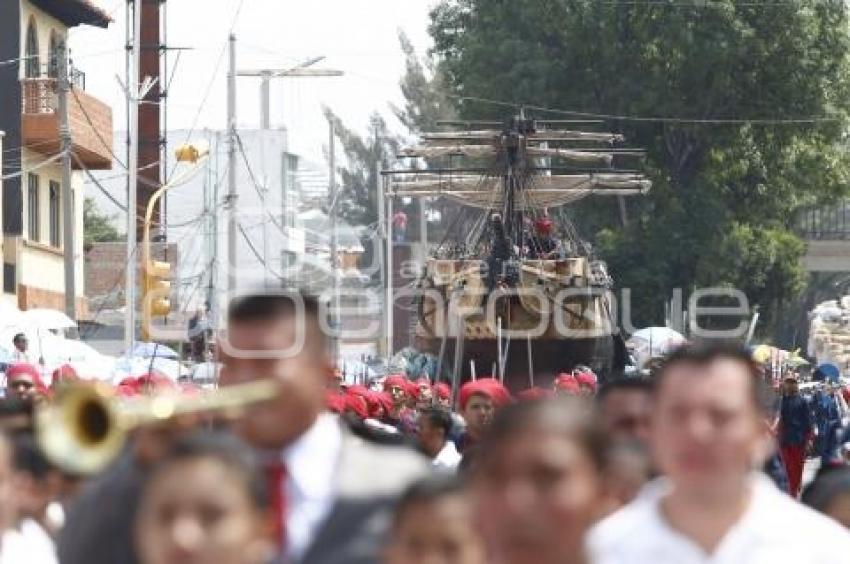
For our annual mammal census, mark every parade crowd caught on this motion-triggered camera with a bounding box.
[1,292,850,563]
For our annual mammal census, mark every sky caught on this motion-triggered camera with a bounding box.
[69,1,438,309]
[70,0,437,160]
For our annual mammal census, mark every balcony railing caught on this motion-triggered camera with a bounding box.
[22,78,58,115]
[797,201,850,241]
[20,77,113,170]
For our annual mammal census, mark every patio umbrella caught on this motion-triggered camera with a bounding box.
[22,308,77,330]
[111,356,187,382]
[126,341,180,360]
[626,327,687,368]
[0,301,24,330]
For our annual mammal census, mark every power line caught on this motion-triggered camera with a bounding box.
[345,69,844,127]
[0,151,66,181]
[591,0,805,5]
[234,131,289,238]
[74,153,127,211]
[168,0,247,182]
[70,86,129,168]
[237,222,284,280]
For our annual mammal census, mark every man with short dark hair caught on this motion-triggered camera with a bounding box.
[417,408,460,471]
[597,378,654,446]
[589,342,850,563]
[221,291,428,564]
[11,334,29,364]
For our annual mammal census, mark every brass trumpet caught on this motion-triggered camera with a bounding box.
[35,379,280,475]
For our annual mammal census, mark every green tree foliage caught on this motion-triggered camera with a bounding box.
[323,109,399,228]
[392,31,461,241]
[392,30,459,135]
[430,0,850,340]
[83,197,120,250]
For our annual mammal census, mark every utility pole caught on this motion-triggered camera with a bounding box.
[237,57,342,130]
[208,131,220,317]
[57,41,75,320]
[227,34,238,296]
[374,121,386,356]
[419,198,427,259]
[126,0,142,351]
[328,117,339,359]
[386,192,394,357]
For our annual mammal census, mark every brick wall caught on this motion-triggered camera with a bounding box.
[84,241,180,308]
[18,284,89,319]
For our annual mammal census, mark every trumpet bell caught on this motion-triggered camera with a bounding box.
[36,378,281,475]
[36,383,128,476]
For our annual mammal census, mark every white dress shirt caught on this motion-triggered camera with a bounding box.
[587,475,850,564]
[280,413,343,562]
[0,519,57,564]
[432,440,462,471]
[11,350,29,364]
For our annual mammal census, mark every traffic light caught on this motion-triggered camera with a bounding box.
[142,259,171,341]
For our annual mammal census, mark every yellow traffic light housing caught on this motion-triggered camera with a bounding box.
[142,260,172,340]
[174,143,209,163]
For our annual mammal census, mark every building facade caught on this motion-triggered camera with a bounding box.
[0,0,112,317]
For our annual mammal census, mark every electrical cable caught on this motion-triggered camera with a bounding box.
[237,222,284,280]
[168,0,247,182]
[0,151,66,181]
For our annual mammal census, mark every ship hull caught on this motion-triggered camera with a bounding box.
[414,333,623,392]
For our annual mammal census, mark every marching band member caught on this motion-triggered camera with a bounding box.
[220,291,428,563]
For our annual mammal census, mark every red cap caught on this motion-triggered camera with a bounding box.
[374,391,394,415]
[406,379,421,400]
[535,217,554,234]
[179,383,202,397]
[383,374,408,394]
[6,363,48,393]
[518,386,553,401]
[434,382,451,400]
[52,364,79,386]
[344,393,369,419]
[346,384,370,398]
[136,372,176,392]
[554,373,580,395]
[115,383,140,398]
[325,391,346,414]
[459,378,512,411]
[574,370,597,391]
[118,376,140,391]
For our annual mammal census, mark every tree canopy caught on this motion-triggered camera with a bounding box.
[83,197,120,250]
[429,0,850,340]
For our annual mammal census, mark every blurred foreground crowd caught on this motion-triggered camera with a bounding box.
[1,292,850,564]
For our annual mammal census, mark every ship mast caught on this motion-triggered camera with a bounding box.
[385,114,650,271]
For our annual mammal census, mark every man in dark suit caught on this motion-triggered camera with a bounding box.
[220,291,428,564]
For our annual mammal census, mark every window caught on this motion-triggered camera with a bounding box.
[28,174,40,242]
[3,264,15,294]
[25,19,39,78]
[48,32,61,79]
[49,181,60,247]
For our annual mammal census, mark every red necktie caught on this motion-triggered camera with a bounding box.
[264,460,288,550]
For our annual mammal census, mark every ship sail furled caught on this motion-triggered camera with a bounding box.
[388,173,649,209]
[389,119,650,216]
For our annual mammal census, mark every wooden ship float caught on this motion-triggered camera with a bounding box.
[386,116,651,390]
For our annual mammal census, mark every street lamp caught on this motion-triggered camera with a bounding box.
[140,143,209,341]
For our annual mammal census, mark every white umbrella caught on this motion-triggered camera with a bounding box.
[111,356,188,383]
[41,337,114,381]
[627,327,687,368]
[0,301,24,330]
[190,361,220,387]
[22,308,77,330]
